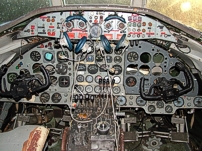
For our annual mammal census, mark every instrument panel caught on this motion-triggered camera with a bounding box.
[0,10,201,115]
[19,11,176,43]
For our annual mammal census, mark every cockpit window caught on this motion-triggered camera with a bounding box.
[147,0,202,31]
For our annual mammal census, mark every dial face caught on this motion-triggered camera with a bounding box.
[94,85,101,93]
[51,93,62,103]
[86,55,94,62]
[76,75,84,82]
[45,65,55,75]
[148,105,156,113]
[127,52,138,62]
[56,63,68,75]
[78,64,86,71]
[86,75,93,83]
[88,64,98,74]
[118,22,126,30]
[114,49,122,55]
[114,56,122,63]
[112,86,121,94]
[40,92,50,103]
[156,101,164,108]
[95,75,102,83]
[32,63,41,73]
[78,20,87,29]
[193,97,202,107]
[117,96,127,106]
[30,51,41,62]
[136,97,146,106]
[66,21,74,30]
[85,85,93,93]
[112,65,122,75]
[173,97,184,107]
[7,73,18,83]
[104,21,113,31]
[165,105,173,113]
[113,76,121,84]
[125,77,136,87]
[44,52,54,61]
[59,76,70,87]
[106,55,112,63]
[76,85,84,93]
[90,25,102,38]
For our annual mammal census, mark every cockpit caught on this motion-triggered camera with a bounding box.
[0,1,202,151]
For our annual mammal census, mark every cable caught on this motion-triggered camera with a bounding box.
[69,54,109,123]
[174,43,191,54]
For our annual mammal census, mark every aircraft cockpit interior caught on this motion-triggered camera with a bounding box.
[0,0,202,150]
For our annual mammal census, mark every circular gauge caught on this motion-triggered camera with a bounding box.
[153,53,164,63]
[165,105,173,113]
[106,55,113,63]
[89,25,102,38]
[7,73,18,83]
[88,64,98,74]
[173,97,184,107]
[113,76,121,84]
[51,93,62,103]
[78,20,87,29]
[40,92,50,103]
[118,22,126,30]
[156,101,164,108]
[66,21,74,30]
[140,52,151,63]
[114,56,122,63]
[115,49,122,55]
[45,65,55,75]
[148,105,156,113]
[112,86,121,94]
[44,52,54,61]
[56,63,68,75]
[127,52,138,62]
[32,63,42,73]
[126,77,136,87]
[30,51,41,62]
[104,21,113,31]
[76,75,84,82]
[86,55,94,62]
[59,76,70,87]
[85,85,93,93]
[86,75,93,83]
[112,65,122,75]
[94,85,101,93]
[193,97,202,107]
[136,97,147,106]
[117,96,127,106]
[95,75,102,83]
[76,85,84,93]
[50,76,58,86]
